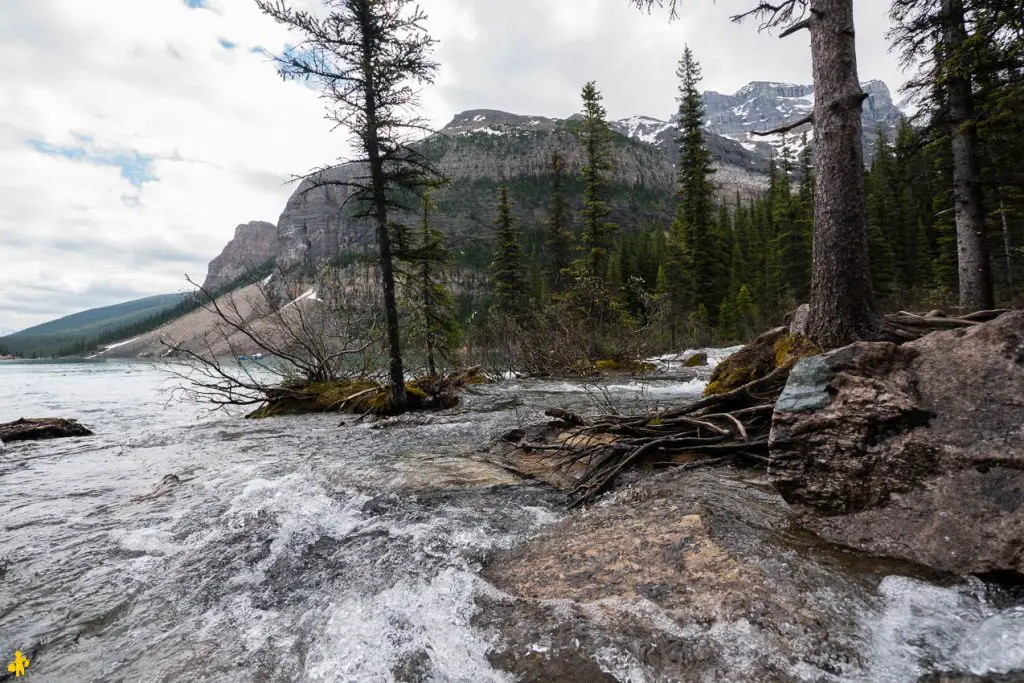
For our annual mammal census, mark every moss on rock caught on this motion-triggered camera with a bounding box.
[703,328,822,397]
[246,369,484,419]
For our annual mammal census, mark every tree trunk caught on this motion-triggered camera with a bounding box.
[1001,200,1014,302]
[359,5,406,410]
[423,261,437,377]
[806,0,880,348]
[943,0,994,312]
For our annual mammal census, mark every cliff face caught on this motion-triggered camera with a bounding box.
[272,81,902,282]
[272,110,768,281]
[202,221,278,292]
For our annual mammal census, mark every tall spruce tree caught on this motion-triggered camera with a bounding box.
[402,192,460,378]
[578,82,617,280]
[890,0,996,310]
[546,151,574,293]
[257,0,441,409]
[675,46,718,317]
[490,185,529,320]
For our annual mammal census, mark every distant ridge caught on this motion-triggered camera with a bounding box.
[0,293,187,358]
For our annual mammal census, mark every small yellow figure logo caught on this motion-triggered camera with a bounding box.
[7,650,30,677]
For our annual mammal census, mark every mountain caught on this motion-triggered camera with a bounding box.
[702,79,902,161]
[272,108,770,282]
[202,221,278,292]
[0,293,188,358]
[271,80,902,283]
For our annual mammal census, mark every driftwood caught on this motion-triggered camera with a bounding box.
[0,418,94,443]
[508,309,1015,508]
[880,309,1011,340]
[508,367,792,509]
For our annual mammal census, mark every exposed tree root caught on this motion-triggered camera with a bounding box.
[504,308,1015,508]
[508,368,790,508]
[880,309,1011,340]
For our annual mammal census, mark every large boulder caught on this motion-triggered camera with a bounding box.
[768,311,1024,576]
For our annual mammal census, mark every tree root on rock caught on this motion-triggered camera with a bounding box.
[508,369,790,509]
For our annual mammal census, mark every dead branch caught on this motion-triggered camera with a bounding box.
[750,114,814,137]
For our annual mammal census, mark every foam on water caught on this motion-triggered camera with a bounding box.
[305,569,513,683]
[861,575,1024,681]
[2,360,1023,682]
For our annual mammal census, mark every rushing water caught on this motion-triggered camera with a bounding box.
[0,359,1022,682]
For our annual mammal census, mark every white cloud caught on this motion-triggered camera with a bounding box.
[0,0,905,332]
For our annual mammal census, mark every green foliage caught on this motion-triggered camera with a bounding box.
[545,151,574,294]
[489,185,530,320]
[398,192,462,376]
[577,81,617,280]
[675,46,719,317]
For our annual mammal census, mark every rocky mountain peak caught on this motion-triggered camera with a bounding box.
[441,110,560,136]
[202,220,277,292]
[703,79,902,160]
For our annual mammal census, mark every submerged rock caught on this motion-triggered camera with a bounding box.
[769,311,1024,577]
[683,351,709,367]
[477,468,938,682]
[0,417,93,443]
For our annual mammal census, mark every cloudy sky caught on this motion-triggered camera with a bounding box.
[0,0,905,333]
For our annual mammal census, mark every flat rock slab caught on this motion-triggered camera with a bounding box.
[0,417,94,443]
[476,468,935,682]
[769,311,1024,576]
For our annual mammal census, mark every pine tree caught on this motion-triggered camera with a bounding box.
[490,185,529,320]
[402,192,460,377]
[734,284,759,341]
[772,140,808,307]
[546,151,574,293]
[257,0,441,409]
[675,46,718,316]
[890,0,995,310]
[663,216,693,348]
[578,82,616,280]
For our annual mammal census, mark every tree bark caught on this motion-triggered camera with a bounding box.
[806,0,880,348]
[943,0,994,312]
[1001,200,1014,301]
[359,3,407,410]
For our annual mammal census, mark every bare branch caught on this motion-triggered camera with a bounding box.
[750,113,814,137]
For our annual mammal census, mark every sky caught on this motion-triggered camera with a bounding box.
[0,0,906,333]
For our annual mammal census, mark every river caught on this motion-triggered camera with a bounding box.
[0,359,1022,682]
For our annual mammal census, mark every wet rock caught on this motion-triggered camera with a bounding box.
[0,417,93,443]
[769,311,1024,576]
[477,468,926,682]
[919,673,1024,682]
[703,326,820,396]
[683,352,708,367]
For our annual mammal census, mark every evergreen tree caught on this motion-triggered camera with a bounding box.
[401,192,460,377]
[636,0,881,347]
[257,0,441,409]
[675,46,718,316]
[890,0,995,310]
[734,284,759,341]
[771,140,805,308]
[866,129,899,300]
[577,82,616,280]
[545,151,574,293]
[490,185,529,320]
[663,216,693,348]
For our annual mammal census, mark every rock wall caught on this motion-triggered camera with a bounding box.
[202,221,278,292]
